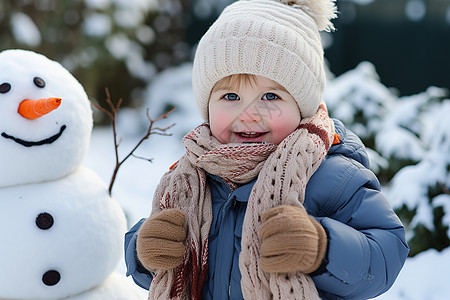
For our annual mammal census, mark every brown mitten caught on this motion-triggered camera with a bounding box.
[260,205,327,274]
[137,208,186,271]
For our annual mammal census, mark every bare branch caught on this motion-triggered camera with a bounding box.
[147,107,176,123]
[91,101,114,119]
[152,123,176,132]
[90,88,175,196]
[131,154,154,163]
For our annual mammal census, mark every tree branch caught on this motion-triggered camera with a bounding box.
[91,88,175,196]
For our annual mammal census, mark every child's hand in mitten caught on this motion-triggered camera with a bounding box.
[137,208,186,271]
[260,205,327,274]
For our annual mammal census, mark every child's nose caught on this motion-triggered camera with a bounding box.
[239,102,261,122]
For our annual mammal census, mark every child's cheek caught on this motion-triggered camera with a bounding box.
[209,106,233,143]
[269,109,301,144]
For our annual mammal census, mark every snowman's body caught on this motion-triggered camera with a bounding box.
[0,50,144,299]
[0,167,135,299]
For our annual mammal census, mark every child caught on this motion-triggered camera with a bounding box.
[125,0,409,299]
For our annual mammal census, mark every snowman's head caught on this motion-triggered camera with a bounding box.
[0,49,92,187]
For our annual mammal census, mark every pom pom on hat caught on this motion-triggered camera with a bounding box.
[278,0,337,32]
[192,0,338,121]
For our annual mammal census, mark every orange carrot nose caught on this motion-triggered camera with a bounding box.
[18,98,62,120]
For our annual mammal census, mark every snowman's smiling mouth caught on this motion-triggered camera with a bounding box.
[1,125,67,147]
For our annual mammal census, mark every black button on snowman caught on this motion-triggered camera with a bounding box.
[36,212,61,286]
[0,50,144,299]
[43,270,61,286]
[36,212,54,230]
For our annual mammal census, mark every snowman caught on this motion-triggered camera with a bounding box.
[0,49,145,299]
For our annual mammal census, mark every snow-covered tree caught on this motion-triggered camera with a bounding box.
[386,93,450,255]
[0,0,193,122]
[324,62,450,257]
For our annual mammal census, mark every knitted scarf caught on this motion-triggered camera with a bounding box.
[148,103,335,300]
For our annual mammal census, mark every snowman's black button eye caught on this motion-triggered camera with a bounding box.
[33,77,46,88]
[42,270,61,286]
[36,212,54,230]
[0,82,11,93]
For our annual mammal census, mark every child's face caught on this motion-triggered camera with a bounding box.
[208,75,301,144]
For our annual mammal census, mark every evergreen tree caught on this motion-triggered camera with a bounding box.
[324,62,450,257]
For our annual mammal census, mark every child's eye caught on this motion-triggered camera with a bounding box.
[222,93,240,101]
[262,93,279,100]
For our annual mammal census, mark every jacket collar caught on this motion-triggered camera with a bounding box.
[207,173,256,203]
[329,119,370,169]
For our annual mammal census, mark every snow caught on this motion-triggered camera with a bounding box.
[434,194,450,238]
[135,25,156,45]
[10,12,41,47]
[385,98,450,230]
[83,13,112,37]
[104,34,156,80]
[105,33,133,59]
[447,6,450,25]
[323,61,395,140]
[85,127,183,227]
[112,0,158,28]
[376,126,425,161]
[64,273,146,299]
[84,65,198,226]
[85,0,111,10]
[142,62,204,138]
[373,247,450,300]
[405,0,426,22]
[365,147,388,175]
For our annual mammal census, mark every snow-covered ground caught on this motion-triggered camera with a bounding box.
[374,247,450,300]
[83,126,177,298]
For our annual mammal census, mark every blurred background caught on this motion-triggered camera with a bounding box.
[1,0,450,298]
[2,0,449,112]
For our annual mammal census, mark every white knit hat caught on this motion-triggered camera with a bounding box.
[192,0,337,121]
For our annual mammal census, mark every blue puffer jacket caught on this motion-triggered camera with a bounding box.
[124,119,409,299]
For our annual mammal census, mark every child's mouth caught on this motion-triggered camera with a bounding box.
[235,131,267,138]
